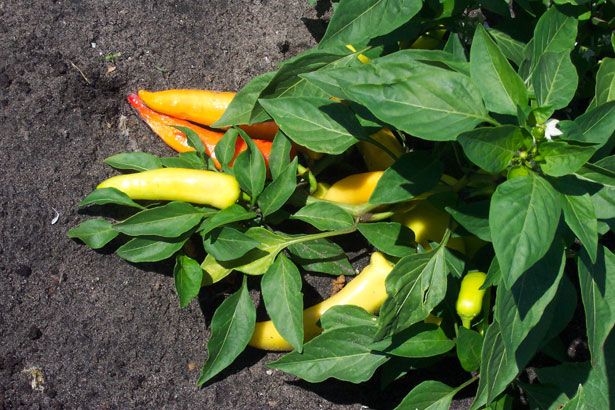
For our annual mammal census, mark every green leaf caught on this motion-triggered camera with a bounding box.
[116,236,188,263]
[319,305,377,331]
[446,200,491,242]
[575,160,615,188]
[261,254,304,352]
[377,248,449,339]
[338,62,490,141]
[200,254,233,285]
[292,202,355,231]
[174,126,205,156]
[198,277,256,386]
[213,129,239,171]
[562,385,585,410]
[535,362,591,399]
[160,152,205,170]
[540,141,597,177]
[394,380,457,410]
[173,255,203,308]
[213,71,276,127]
[458,126,526,173]
[113,201,209,238]
[595,57,615,105]
[79,187,145,209]
[268,131,293,180]
[202,228,293,276]
[486,29,526,67]
[259,97,362,155]
[520,382,569,410]
[443,33,467,62]
[233,133,267,200]
[470,322,521,409]
[562,193,598,262]
[203,227,260,262]
[198,204,257,236]
[494,240,566,356]
[357,222,415,257]
[288,239,355,276]
[489,174,561,288]
[470,25,528,115]
[369,152,443,205]
[532,51,578,112]
[104,152,162,171]
[456,327,483,372]
[562,101,615,148]
[317,0,423,52]
[373,323,455,358]
[258,157,298,217]
[578,246,615,366]
[67,219,119,249]
[531,8,578,66]
[268,325,387,383]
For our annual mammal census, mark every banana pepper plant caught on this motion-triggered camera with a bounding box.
[69,0,615,408]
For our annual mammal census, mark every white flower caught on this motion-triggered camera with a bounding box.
[544,119,563,141]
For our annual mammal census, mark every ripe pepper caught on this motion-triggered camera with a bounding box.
[456,271,487,329]
[249,252,393,351]
[358,128,404,171]
[137,89,279,139]
[128,94,273,169]
[97,168,240,209]
[320,171,384,204]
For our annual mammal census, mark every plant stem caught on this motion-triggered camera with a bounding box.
[287,226,357,247]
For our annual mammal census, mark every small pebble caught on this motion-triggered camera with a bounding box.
[266,369,273,375]
[28,326,42,340]
[15,264,32,278]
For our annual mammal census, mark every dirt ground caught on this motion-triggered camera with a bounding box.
[0,1,475,408]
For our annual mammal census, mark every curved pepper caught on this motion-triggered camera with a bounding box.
[97,168,240,209]
[249,252,393,351]
[137,89,279,139]
[128,94,274,169]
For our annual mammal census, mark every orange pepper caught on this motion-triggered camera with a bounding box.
[127,94,273,169]
[137,89,279,139]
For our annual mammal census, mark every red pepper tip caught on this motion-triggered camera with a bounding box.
[127,93,142,108]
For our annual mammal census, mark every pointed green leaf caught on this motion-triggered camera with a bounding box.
[79,187,145,209]
[292,202,355,231]
[116,237,188,263]
[259,97,363,155]
[67,219,119,249]
[539,141,597,177]
[470,25,528,115]
[489,174,561,288]
[104,152,162,172]
[533,51,578,112]
[458,126,526,173]
[198,277,256,386]
[258,157,298,217]
[114,201,209,238]
[261,254,304,352]
[174,255,203,308]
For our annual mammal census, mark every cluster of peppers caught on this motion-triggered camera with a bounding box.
[95,88,488,350]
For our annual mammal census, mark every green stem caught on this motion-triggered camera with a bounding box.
[360,211,395,223]
[483,116,501,127]
[456,375,479,392]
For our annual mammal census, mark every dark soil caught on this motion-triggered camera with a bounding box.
[0,1,475,408]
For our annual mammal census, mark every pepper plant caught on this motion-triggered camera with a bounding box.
[69,0,615,408]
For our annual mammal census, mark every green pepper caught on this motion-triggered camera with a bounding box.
[456,271,487,329]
